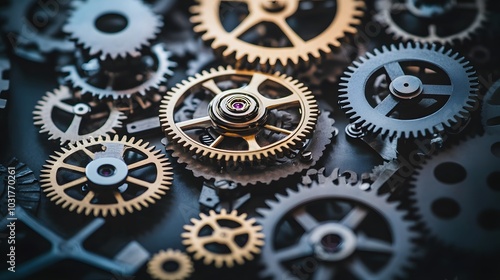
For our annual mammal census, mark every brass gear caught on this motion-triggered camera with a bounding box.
[40,135,172,217]
[190,0,364,67]
[181,209,264,268]
[33,86,126,145]
[159,66,319,163]
[147,249,194,280]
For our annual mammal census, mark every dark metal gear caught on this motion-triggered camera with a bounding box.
[62,44,174,100]
[482,79,500,135]
[63,0,163,60]
[0,0,74,62]
[0,158,41,219]
[257,177,419,280]
[374,0,488,45]
[339,43,478,139]
[410,135,500,254]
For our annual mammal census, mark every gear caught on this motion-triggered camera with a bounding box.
[63,0,163,60]
[167,110,335,186]
[190,0,364,67]
[339,43,478,139]
[0,0,74,62]
[40,135,173,217]
[374,0,487,45]
[160,66,319,163]
[147,249,194,280]
[62,44,175,100]
[257,177,418,280]
[482,79,500,135]
[33,86,126,144]
[182,209,264,268]
[411,135,500,253]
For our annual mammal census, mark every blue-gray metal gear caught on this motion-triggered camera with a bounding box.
[410,135,500,254]
[339,43,478,139]
[257,176,419,280]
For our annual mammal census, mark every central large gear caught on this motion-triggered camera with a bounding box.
[63,0,163,60]
[190,0,364,67]
[159,66,319,163]
[339,43,478,139]
[257,177,419,280]
[40,135,173,217]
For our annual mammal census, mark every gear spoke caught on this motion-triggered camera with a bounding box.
[126,176,153,188]
[292,207,320,231]
[202,79,223,95]
[81,190,95,204]
[263,94,301,109]
[128,159,152,171]
[264,124,293,135]
[61,176,88,190]
[54,100,75,113]
[312,264,337,280]
[357,234,394,254]
[375,95,400,116]
[209,135,225,148]
[197,234,219,244]
[82,148,95,160]
[274,18,305,47]
[177,116,213,130]
[274,241,314,262]
[230,226,252,237]
[59,163,86,173]
[340,205,368,229]
[245,73,269,93]
[384,62,405,81]
[243,135,262,151]
[422,84,453,96]
[65,115,83,136]
[347,258,374,279]
[230,14,263,39]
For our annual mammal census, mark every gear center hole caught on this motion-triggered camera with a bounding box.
[98,164,116,177]
[161,260,180,273]
[95,13,128,34]
[320,234,343,253]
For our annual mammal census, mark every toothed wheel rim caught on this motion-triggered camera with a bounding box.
[147,249,194,280]
[339,43,478,139]
[63,0,163,60]
[374,0,487,44]
[189,0,364,67]
[33,86,126,144]
[181,209,264,268]
[411,135,500,253]
[159,66,319,163]
[257,178,418,280]
[40,135,173,217]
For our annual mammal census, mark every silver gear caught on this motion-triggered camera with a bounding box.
[257,176,419,280]
[167,111,336,186]
[61,44,174,100]
[374,0,487,45]
[63,0,163,60]
[33,86,126,144]
[339,43,478,139]
[411,135,500,253]
[482,79,500,135]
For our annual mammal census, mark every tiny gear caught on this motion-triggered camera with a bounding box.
[257,177,419,280]
[374,0,487,45]
[411,135,500,254]
[190,0,364,67]
[147,249,194,280]
[182,209,264,268]
[40,135,173,217]
[62,44,175,100]
[339,43,478,139]
[160,66,319,163]
[482,79,500,135]
[33,86,126,145]
[63,0,163,60]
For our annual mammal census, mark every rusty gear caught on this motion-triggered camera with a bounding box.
[40,135,172,217]
[182,209,264,268]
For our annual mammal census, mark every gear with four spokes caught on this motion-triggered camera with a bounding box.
[62,44,175,100]
[410,134,500,254]
[147,249,194,280]
[257,176,419,280]
[182,209,264,268]
[190,0,364,67]
[40,135,173,217]
[160,66,319,163]
[63,0,163,60]
[33,86,126,144]
[339,43,478,139]
[374,0,488,45]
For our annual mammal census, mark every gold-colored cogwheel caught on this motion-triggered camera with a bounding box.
[40,135,172,217]
[182,209,264,268]
[147,249,194,280]
[159,66,319,163]
[190,0,364,67]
